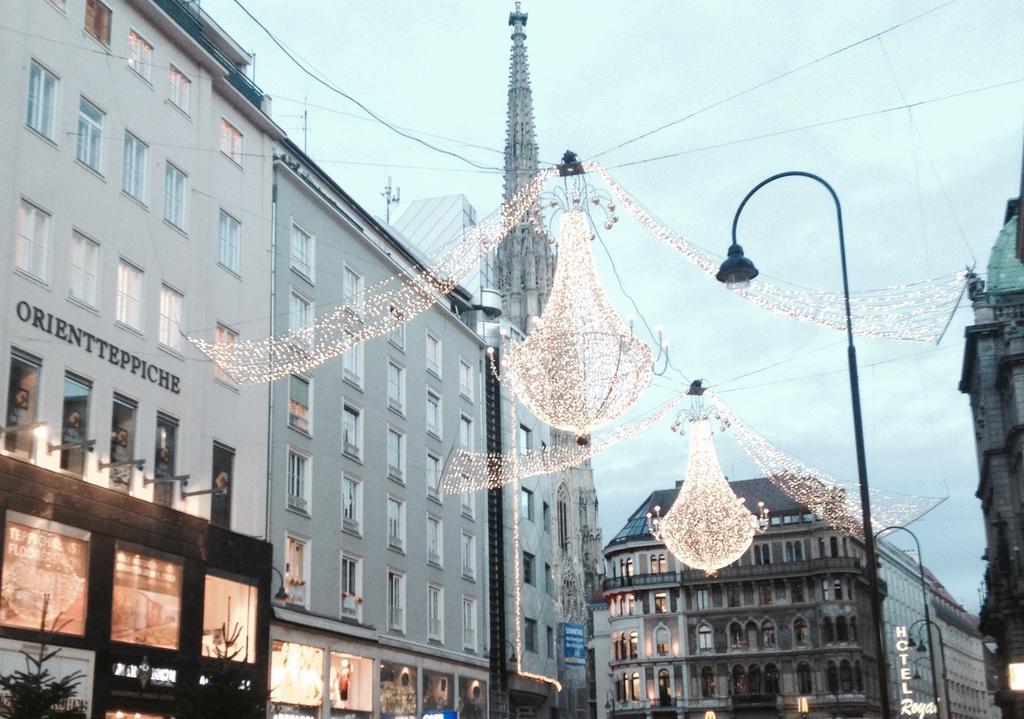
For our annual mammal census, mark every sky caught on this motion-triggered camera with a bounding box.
[201,0,1024,611]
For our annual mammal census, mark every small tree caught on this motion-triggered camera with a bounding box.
[178,622,266,719]
[0,596,84,719]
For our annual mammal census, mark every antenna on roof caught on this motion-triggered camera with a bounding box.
[382,176,401,223]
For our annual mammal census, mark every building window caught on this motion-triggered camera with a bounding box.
[628,631,638,658]
[839,660,853,692]
[284,535,308,607]
[426,390,442,437]
[428,585,444,641]
[524,617,537,653]
[69,232,99,306]
[5,351,42,458]
[27,61,59,140]
[545,563,554,595]
[84,0,111,45]
[542,502,551,532]
[109,394,137,491]
[427,516,443,566]
[122,133,148,203]
[727,585,741,608]
[341,474,361,533]
[289,291,313,351]
[764,664,781,694]
[115,260,143,330]
[758,583,773,606]
[520,487,534,521]
[791,579,805,603]
[15,199,50,281]
[547,625,555,659]
[518,424,532,454]
[343,265,363,311]
[459,359,473,399]
[159,285,183,351]
[59,373,91,476]
[426,333,441,376]
[164,163,187,229]
[342,344,363,386]
[836,615,849,641]
[287,449,310,514]
[111,547,181,648]
[218,210,240,273]
[730,622,745,649]
[153,412,178,507]
[821,579,831,601]
[210,442,233,528]
[168,64,190,114]
[426,452,442,500]
[213,324,237,384]
[340,554,361,619]
[701,667,716,697]
[655,626,671,655]
[387,361,404,412]
[557,496,570,550]
[694,588,709,610]
[797,662,813,693]
[386,428,404,481]
[127,30,153,82]
[461,532,476,580]
[290,222,313,280]
[793,617,810,645]
[698,624,713,651]
[387,571,404,632]
[202,575,256,662]
[823,616,835,643]
[459,415,473,449]
[342,404,361,458]
[387,497,404,551]
[288,375,310,433]
[76,97,104,172]
[650,553,667,574]
[219,119,242,165]
[761,620,777,648]
[523,552,535,585]
[462,597,477,650]
[387,311,405,349]
[833,579,844,601]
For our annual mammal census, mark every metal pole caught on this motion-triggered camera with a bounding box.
[930,622,951,719]
[876,526,941,718]
[731,172,892,719]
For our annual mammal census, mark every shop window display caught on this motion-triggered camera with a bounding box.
[270,640,323,708]
[458,677,487,719]
[110,547,182,649]
[330,652,372,716]
[423,670,455,712]
[4,351,41,458]
[379,661,417,718]
[201,574,257,662]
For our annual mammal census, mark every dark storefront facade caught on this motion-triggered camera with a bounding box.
[0,453,272,718]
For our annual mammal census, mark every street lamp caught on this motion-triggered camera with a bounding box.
[876,525,941,718]
[909,618,951,719]
[718,171,891,719]
[270,566,289,603]
[798,696,810,719]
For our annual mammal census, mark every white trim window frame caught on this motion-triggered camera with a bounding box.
[386,495,405,552]
[26,60,59,141]
[121,132,148,204]
[168,64,191,115]
[341,473,362,535]
[459,358,474,401]
[386,426,404,483]
[289,220,314,282]
[426,388,442,439]
[213,323,238,385]
[340,553,362,621]
[459,414,473,451]
[286,447,311,515]
[427,514,443,568]
[127,29,154,83]
[288,374,312,435]
[426,451,442,503]
[218,118,242,166]
[217,209,240,274]
[289,288,314,352]
[115,259,144,331]
[342,263,364,316]
[163,162,187,230]
[284,533,310,609]
[69,231,99,306]
[386,360,404,414]
[461,531,476,581]
[15,199,50,282]
[426,332,442,378]
[387,570,405,633]
[158,284,183,352]
[427,584,444,643]
[341,402,362,460]
[462,596,477,651]
[76,96,104,173]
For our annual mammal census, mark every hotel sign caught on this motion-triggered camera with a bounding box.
[16,301,182,394]
[894,625,937,719]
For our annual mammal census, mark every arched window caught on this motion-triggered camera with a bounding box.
[630,672,641,701]
[827,662,839,693]
[839,660,853,692]
[746,620,759,648]
[822,617,834,643]
[655,626,671,655]
[730,622,745,649]
[836,616,848,642]
[829,536,839,557]
[761,620,776,648]
[732,665,748,694]
[557,488,570,551]
[764,664,780,694]
[854,661,864,692]
[629,631,638,658]
[701,667,716,698]
[797,662,813,694]
[748,665,763,694]
[658,669,671,704]
[618,632,628,660]
[793,618,810,645]
[616,674,624,701]
[697,624,713,652]
[849,617,858,641]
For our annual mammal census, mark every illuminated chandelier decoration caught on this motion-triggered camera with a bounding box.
[594,165,968,343]
[498,186,659,442]
[647,412,768,576]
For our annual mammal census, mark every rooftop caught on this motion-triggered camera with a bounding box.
[985,214,1022,297]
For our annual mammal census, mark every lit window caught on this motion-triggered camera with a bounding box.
[656,626,671,655]
[270,641,323,706]
[655,592,669,613]
[426,452,441,500]
[122,133,148,203]
[84,0,112,45]
[427,516,443,566]
[69,232,99,306]
[387,497,404,550]
[459,359,473,399]
[340,555,361,619]
[15,199,50,280]
[387,428,404,481]
[111,547,182,648]
[127,31,153,82]
[288,375,310,433]
[461,532,476,580]
[153,412,178,507]
[426,333,441,376]
[342,475,361,532]
[387,571,404,632]
[426,390,441,436]
[290,222,313,280]
[59,373,91,476]
[284,535,308,607]
[202,575,256,662]
[287,449,310,514]
[4,351,42,458]
[109,394,137,490]
[210,441,233,528]
[168,65,191,114]
[115,260,143,330]
[386,361,404,412]
[213,324,237,384]
[462,597,477,650]
[342,404,361,458]
[218,210,240,273]
[26,61,58,140]
[159,285,183,352]
[428,585,444,641]
[164,163,187,229]
[76,97,104,172]
[218,119,242,165]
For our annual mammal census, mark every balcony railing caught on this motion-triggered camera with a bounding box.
[603,571,680,591]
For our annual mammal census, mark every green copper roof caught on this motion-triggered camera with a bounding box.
[986,216,1023,296]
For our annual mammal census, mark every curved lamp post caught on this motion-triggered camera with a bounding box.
[909,618,951,719]
[718,171,891,719]
[876,525,941,719]
[270,566,289,603]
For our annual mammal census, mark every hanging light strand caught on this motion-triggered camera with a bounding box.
[594,165,968,343]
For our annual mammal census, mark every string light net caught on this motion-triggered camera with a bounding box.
[708,389,943,536]
[189,167,556,383]
[501,209,653,439]
[594,165,968,343]
[650,418,760,575]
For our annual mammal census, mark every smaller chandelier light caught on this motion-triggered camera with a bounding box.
[647,418,768,575]
[500,203,654,442]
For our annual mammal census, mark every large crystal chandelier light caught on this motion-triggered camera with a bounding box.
[648,417,767,575]
[501,204,654,442]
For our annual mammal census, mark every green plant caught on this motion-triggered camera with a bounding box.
[178,622,266,719]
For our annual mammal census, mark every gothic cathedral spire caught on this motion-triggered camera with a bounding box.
[496,1,552,331]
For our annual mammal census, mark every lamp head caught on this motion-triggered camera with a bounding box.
[274,585,289,602]
[716,243,759,289]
